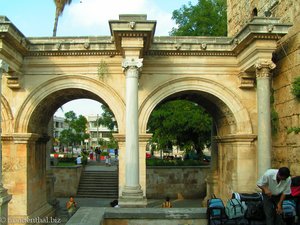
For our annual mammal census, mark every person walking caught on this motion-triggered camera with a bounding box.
[257,167,291,225]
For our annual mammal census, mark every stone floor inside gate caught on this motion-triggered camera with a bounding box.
[52,160,204,225]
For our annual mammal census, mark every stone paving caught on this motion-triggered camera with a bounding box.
[50,160,203,224]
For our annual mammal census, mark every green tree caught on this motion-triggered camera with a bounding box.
[53,0,73,37]
[59,111,89,147]
[97,104,117,131]
[147,100,212,155]
[170,0,227,36]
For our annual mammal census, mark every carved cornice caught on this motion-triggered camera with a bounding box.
[0,17,29,55]
[27,50,121,57]
[139,133,152,142]
[0,15,292,59]
[2,133,40,143]
[214,134,257,143]
[113,134,125,142]
[145,50,236,57]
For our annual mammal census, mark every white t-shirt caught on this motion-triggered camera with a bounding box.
[76,156,82,164]
[257,169,291,195]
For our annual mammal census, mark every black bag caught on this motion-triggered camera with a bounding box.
[232,192,263,202]
[244,201,265,221]
[232,192,265,221]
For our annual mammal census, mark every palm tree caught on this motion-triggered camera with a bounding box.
[53,0,73,37]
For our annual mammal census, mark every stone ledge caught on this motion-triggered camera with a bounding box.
[66,207,208,225]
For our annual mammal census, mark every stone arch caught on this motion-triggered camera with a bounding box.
[139,77,257,200]
[1,95,14,133]
[139,77,253,135]
[15,75,125,134]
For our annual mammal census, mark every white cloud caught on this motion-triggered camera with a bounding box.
[58,0,175,36]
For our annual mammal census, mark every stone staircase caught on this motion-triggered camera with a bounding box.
[76,170,118,198]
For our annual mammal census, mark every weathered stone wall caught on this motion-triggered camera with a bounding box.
[52,166,83,197]
[146,166,210,199]
[227,0,300,37]
[66,207,208,225]
[272,21,300,175]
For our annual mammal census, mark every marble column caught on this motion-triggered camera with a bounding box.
[255,60,276,178]
[0,59,12,225]
[119,58,146,207]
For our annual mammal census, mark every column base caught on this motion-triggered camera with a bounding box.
[46,171,59,207]
[119,186,147,208]
[203,172,219,206]
[0,185,12,224]
[9,203,55,225]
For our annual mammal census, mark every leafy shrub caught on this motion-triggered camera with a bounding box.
[291,76,300,100]
[101,152,109,156]
[146,158,207,166]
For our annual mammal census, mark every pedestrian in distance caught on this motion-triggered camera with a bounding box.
[257,167,291,225]
[66,196,77,218]
[162,196,172,208]
[76,155,82,165]
[105,154,111,166]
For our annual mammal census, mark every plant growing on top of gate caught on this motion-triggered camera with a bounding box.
[98,59,108,80]
[287,77,300,134]
[291,76,300,101]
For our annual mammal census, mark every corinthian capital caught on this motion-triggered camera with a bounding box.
[0,59,9,73]
[255,60,276,78]
[122,58,143,71]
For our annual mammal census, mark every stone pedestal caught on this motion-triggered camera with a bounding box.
[0,186,12,225]
[46,171,59,207]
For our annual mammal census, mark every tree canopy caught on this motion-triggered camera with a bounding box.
[170,0,227,36]
[97,104,118,131]
[58,110,89,146]
[147,100,212,154]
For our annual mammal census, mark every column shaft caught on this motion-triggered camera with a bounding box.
[255,61,275,178]
[125,66,139,186]
[0,59,12,224]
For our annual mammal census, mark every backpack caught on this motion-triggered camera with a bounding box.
[282,200,296,219]
[225,198,246,219]
[207,194,227,223]
[232,192,265,221]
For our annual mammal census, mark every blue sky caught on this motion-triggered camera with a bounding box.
[1,0,197,37]
[0,0,197,117]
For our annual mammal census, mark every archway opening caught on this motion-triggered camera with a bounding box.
[145,90,236,201]
[24,87,120,212]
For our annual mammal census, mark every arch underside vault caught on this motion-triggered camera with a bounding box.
[13,75,125,135]
[139,77,253,136]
